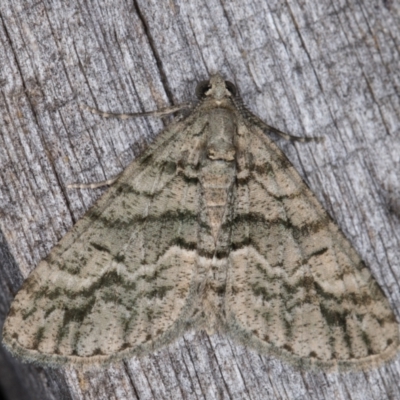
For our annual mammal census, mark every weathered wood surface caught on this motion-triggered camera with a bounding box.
[0,0,400,399]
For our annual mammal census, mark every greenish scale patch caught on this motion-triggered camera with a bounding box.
[254,262,267,275]
[100,283,138,309]
[60,261,82,275]
[236,174,250,185]
[44,305,57,318]
[114,253,125,263]
[32,326,45,350]
[143,218,198,264]
[197,248,231,259]
[96,271,137,301]
[313,282,343,303]
[98,271,136,299]
[145,308,155,323]
[343,331,353,357]
[252,162,274,175]
[361,331,373,355]
[161,160,177,175]
[156,209,198,224]
[230,236,251,251]
[62,296,96,326]
[297,275,315,291]
[215,249,232,259]
[142,272,158,284]
[91,209,198,230]
[283,314,294,340]
[251,283,275,302]
[307,247,328,259]
[119,343,131,351]
[87,209,102,220]
[319,302,348,328]
[115,182,152,196]
[230,285,239,295]
[121,312,139,334]
[90,242,111,253]
[291,218,329,240]
[233,213,287,224]
[214,284,226,296]
[179,170,200,184]
[58,252,88,275]
[283,343,294,353]
[364,277,384,300]
[172,237,197,251]
[91,348,105,356]
[345,292,372,307]
[387,314,397,324]
[197,218,212,232]
[21,306,37,321]
[56,322,71,346]
[101,289,123,304]
[33,284,52,302]
[47,287,63,301]
[139,153,153,168]
[231,217,293,256]
[281,276,316,302]
[145,285,174,299]
[260,311,272,323]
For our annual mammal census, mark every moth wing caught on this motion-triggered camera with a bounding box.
[3,113,205,366]
[226,123,400,370]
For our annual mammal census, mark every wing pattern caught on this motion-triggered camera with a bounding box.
[3,73,399,370]
[226,123,399,370]
[3,112,208,365]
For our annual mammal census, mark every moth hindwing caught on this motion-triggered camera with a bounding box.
[3,73,399,371]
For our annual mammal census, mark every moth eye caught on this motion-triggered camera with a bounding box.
[196,80,211,98]
[225,81,237,96]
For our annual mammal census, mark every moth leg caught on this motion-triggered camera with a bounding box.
[67,174,121,189]
[80,103,193,120]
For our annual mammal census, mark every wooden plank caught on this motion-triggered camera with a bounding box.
[0,0,399,398]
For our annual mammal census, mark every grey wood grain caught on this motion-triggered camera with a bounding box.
[0,0,399,399]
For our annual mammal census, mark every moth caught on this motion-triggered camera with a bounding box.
[3,73,399,371]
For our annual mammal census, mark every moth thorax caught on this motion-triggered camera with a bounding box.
[206,108,236,161]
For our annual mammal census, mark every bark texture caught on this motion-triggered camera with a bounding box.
[0,0,399,399]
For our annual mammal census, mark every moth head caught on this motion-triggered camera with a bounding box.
[196,73,237,100]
